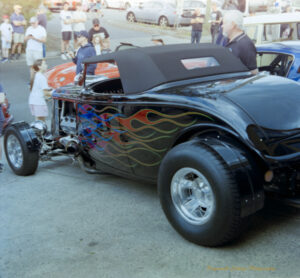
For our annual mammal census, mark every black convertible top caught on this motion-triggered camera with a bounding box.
[83,43,249,94]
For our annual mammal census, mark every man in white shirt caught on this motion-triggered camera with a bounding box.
[60,2,73,60]
[25,17,47,79]
[72,2,87,49]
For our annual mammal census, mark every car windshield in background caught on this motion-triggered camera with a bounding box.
[183,0,206,8]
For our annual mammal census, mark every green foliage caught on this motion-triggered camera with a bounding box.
[0,0,41,21]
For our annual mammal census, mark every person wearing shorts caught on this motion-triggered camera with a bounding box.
[29,59,52,122]
[60,2,73,60]
[25,17,47,79]
[0,15,13,63]
[10,5,26,60]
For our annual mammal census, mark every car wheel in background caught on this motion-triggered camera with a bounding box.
[4,126,39,176]
[127,12,136,22]
[158,141,243,247]
[158,16,169,27]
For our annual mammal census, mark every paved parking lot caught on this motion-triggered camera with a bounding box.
[0,8,300,278]
[1,155,300,278]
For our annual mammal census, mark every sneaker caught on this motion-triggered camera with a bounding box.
[61,53,67,60]
[0,163,3,173]
[15,53,21,60]
[9,54,15,60]
[1,58,8,63]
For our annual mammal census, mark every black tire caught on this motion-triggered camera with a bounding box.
[126,12,136,22]
[4,126,39,176]
[158,16,169,27]
[158,141,242,247]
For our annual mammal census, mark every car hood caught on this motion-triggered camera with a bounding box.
[224,74,300,131]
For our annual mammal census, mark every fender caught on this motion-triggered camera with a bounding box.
[197,137,265,217]
[9,122,41,151]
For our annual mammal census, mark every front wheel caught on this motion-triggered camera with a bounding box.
[158,16,169,27]
[4,126,39,176]
[127,12,136,22]
[158,141,243,247]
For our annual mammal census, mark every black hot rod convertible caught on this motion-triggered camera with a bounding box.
[4,44,300,246]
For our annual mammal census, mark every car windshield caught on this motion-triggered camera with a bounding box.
[183,1,205,8]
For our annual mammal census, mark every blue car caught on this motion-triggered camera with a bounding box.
[257,41,300,82]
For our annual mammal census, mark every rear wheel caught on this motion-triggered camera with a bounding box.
[4,126,39,176]
[127,12,136,22]
[158,141,243,247]
[158,16,169,27]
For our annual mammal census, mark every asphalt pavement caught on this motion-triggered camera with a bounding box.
[0,8,300,278]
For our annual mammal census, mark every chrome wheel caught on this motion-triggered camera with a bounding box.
[171,167,215,225]
[6,134,24,169]
[159,16,168,27]
[127,13,135,22]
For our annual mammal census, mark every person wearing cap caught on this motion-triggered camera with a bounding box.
[0,15,13,63]
[60,2,73,60]
[25,17,47,79]
[10,5,27,60]
[88,18,110,48]
[68,30,96,76]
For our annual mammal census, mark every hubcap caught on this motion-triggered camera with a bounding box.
[171,167,215,225]
[7,134,23,169]
[159,17,167,27]
[128,14,135,22]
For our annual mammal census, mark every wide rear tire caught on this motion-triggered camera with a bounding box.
[158,141,242,247]
[4,126,39,176]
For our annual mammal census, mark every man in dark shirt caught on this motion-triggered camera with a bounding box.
[223,10,258,74]
[190,8,205,44]
[68,30,96,76]
[88,18,110,48]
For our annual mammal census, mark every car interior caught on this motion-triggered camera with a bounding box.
[257,52,293,76]
[89,78,124,94]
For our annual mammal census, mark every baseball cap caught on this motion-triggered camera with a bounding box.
[30,16,38,23]
[78,30,89,39]
[92,18,100,26]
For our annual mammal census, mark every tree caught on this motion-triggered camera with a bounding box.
[0,0,41,20]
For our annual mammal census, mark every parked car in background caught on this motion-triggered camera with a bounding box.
[257,41,300,82]
[44,0,80,12]
[4,44,300,247]
[102,0,137,9]
[126,0,206,27]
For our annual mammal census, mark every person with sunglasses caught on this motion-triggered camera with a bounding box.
[88,18,110,49]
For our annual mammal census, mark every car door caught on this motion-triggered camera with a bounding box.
[77,81,133,175]
[135,1,151,22]
[146,1,164,23]
[116,93,215,181]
